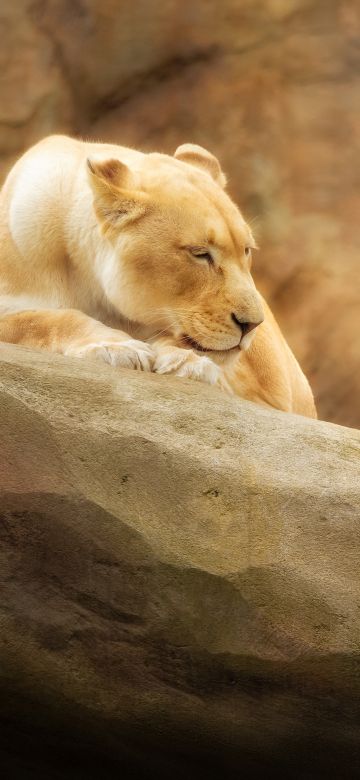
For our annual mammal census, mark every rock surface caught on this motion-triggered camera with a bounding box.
[0,1,359,427]
[0,343,360,777]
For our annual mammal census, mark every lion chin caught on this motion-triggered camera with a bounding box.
[0,134,316,417]
[181,334,239,354]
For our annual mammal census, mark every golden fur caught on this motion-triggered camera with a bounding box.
[0,135,316,417]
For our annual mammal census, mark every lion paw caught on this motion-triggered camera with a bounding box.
[67,338,155,371]
[154,347,232,391]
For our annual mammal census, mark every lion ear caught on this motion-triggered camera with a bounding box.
[87,158,131,190]
[174,143,226,188]
[87,158,148,232]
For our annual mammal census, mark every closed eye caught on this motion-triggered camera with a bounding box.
[189,248,213,263]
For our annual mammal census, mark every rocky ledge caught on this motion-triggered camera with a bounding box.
[0,343,359,778]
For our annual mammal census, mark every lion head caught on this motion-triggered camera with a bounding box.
[87,143,264,354]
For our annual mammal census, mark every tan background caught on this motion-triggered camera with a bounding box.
[1,0,359,427]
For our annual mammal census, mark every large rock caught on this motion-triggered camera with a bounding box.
[0,1,359,427]
[0,343,359,778]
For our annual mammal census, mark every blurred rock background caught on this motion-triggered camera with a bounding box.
[1,0,359,427]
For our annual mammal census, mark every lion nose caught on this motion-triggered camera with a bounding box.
[231,313,262,339]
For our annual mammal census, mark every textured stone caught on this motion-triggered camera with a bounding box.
[0,1,359,425]
[0,343,360,777]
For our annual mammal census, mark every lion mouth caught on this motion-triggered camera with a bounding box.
[182,334,240,354]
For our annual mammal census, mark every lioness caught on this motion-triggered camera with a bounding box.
[0,135,316,417]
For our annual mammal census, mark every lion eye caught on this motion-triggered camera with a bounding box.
[191,249,213,263]
[245,247,251,257]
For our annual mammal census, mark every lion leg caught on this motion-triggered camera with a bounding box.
[0,308,155,371]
